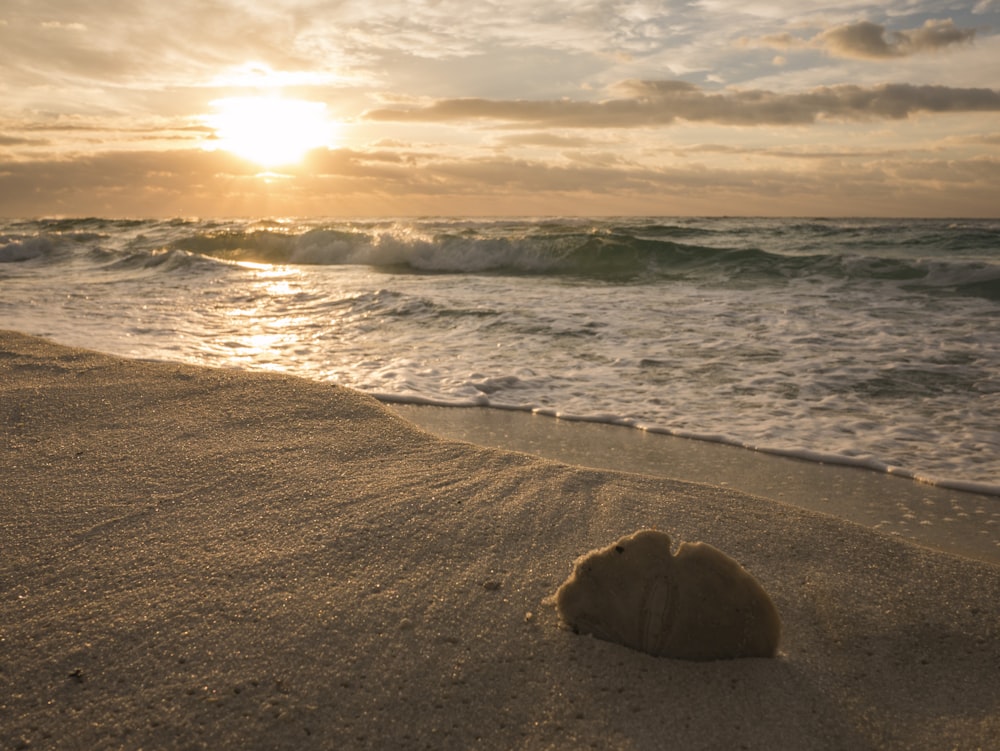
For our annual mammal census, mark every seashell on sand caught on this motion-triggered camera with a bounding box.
[554,529,780,660]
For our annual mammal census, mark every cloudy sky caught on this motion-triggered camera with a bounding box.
[2,0,998,217]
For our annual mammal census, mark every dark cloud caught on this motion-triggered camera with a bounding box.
[819,19,977,59]
[0,149,251,199]
[495,133,601,148]
[364,80,1000,128]
[744,19,978,60]
[675,143,914,160]
[0,134,47,146]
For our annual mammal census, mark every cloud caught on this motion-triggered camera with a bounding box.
[0,134,47,147]
[364,80,1000,128]
[672,142,916,160]
[744,19,978,60]
[819,19,977,59]
[39,21,88,31]
[495,133,602,148]
[3,145,998,218]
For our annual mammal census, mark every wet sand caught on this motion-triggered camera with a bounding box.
[391,404,1000,564]
[3,331,999,750]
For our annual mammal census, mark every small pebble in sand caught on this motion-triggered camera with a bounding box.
[553,529,781,661]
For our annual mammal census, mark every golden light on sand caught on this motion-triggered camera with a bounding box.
[204,96,334,167]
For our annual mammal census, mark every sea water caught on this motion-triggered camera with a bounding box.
[2,216,998,495]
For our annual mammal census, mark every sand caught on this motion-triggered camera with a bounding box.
[390,404,1000,564]
[2,330,998,750]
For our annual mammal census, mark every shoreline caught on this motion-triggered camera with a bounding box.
[391,404,1000,565]
[3,330,998,750]
[382,397,1000,500]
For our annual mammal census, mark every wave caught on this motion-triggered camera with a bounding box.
[100,248,218,274]
[0,235,57,262]
[157,222,1000,298]
[4,218,998,299]
[0,230,114,263]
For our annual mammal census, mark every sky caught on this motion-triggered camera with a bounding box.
[1,0,999,217]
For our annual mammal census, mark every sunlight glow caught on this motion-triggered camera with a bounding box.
[207,61,341,89]
[205,96,334,167]
[218,269,310,373]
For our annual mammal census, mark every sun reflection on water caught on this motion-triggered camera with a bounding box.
[218,267,315,373]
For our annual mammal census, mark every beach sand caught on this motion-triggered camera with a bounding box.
[2,330,998,750]
[391,404,1000,565]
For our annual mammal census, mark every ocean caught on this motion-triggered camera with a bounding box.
[2,216,999,496]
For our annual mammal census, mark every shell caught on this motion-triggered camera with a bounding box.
[554,529,781,660]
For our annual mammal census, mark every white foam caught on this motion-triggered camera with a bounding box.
[0,236,54,262]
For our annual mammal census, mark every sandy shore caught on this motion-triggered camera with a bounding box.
[2,330,998,750]
[391,404,1000,564]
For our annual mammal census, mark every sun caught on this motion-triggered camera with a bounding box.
[205,96,334,167]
